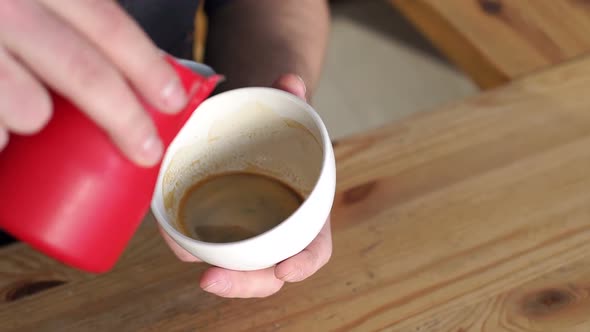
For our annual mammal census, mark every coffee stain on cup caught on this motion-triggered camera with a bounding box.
[282,118,321,146]
[160,99,323,234]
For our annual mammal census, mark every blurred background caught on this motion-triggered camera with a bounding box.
[314,0,477,139]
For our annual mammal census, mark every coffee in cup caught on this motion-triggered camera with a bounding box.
[177,171,304,243]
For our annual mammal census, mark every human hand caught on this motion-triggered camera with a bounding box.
[0,0,188,166]
[159,74,333,298]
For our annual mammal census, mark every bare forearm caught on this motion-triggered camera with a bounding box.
[205,0,330,97]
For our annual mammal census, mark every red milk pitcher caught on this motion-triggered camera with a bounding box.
[0,58,220,273]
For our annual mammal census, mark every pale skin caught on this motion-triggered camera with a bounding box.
[0,0,331,298]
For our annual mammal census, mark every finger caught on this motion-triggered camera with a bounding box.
[158,226,201,263]
[0,47,52,134]
[0,126,9,151]
[200,267,284,298]
[0,0,163,166]
[275,218,332,282]
[272,74,307,101]
[38,0,187,112]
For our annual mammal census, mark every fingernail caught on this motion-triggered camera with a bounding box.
[161,77,188,112]
[140,133,163,166]
[295,75,307,96]
[203,280,230,295]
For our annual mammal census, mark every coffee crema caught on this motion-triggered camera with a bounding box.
[177,172,304,243]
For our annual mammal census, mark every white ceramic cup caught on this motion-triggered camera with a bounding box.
[151,87,336,271]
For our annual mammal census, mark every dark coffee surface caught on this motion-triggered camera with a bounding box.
[177,172,303,243]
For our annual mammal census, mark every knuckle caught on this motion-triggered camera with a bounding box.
[65,47,113,91]
[62,48,151,141]
[86,0,135,42]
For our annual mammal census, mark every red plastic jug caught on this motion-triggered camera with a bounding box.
[0,58,220,273]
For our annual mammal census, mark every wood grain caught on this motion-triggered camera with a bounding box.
[2,57,590,331]
[390,256,590,332]
[391,0,590,89]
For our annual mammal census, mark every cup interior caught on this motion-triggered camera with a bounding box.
[154,88,325,242]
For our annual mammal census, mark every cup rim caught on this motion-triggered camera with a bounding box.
[152,87,333,248]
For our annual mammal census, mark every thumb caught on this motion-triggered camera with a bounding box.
[272,74,307,101]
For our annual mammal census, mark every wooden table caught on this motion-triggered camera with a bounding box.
[391,0,590,89]
[2,57,590,331]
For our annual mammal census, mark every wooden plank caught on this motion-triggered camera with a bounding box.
[392,0,590,89]
[391,255,590,331]
[1,57,590,331]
